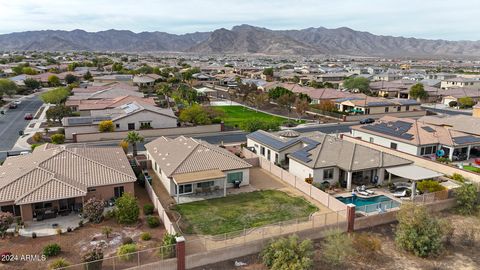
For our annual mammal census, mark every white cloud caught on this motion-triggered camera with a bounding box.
[0,0,479,40]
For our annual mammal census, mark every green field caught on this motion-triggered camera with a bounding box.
[214,105,297,128]
[174,190,318,235]
[463,165,480,173]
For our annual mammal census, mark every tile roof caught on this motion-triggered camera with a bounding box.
[145,136,252,177]
[418,115,480,136]
[0,144,136,204]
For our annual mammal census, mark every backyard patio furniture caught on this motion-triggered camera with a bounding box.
[355,186,370,196]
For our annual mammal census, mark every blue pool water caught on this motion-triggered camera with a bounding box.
[336,195,400,213]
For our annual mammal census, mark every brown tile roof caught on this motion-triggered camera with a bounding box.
[0,145,136,204]
[145,136,252,178]
[173,169,225,184]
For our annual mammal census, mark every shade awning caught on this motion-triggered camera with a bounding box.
[173,169,225,184]
[386,165,443,181]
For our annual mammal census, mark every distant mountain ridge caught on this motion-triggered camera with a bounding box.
[2,25,480,57]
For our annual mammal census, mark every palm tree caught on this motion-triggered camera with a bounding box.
[124,131,144,157]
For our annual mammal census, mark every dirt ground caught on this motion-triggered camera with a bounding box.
[192,210,480,270]
[0,183,166,269]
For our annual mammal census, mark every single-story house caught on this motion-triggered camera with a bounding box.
[247,130,412,190]
[145,136,252,203]
[66,95,157,116]
[351,116,480,161]
[0,144,136,222]
[335,96,421,115]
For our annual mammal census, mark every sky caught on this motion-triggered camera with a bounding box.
[0,0,479,41]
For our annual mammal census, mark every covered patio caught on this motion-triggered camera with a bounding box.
[386,165,444,199]
[172,169,228,204]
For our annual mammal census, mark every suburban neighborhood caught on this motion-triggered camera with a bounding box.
[1,1,480,270]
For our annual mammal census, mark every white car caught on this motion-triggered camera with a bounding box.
[13,100,21,105]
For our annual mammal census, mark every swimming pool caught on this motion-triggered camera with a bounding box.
[336,195,400,213]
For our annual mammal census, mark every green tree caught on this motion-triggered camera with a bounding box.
[395,203,447,257]
[98,120,115,132]
[24,78,41,90]
[409,83,428,100]
[115,193,140,225]
[45,105,72,122]
[124,131,144,156]
[22,66,38,75]
[83,71,93,81]
[263,67,274,77]
[64,74,77,84]
[458,96,475,108]
[40,87,70,104]
[261,234,313,270]
[455,182,478,215]
[179,104,215,125]
[0,79,18,97]
[343,77,370,94]
[277,93,296,116]
[48,75,61,87]
[268,86,293,100]
[50,134,65,144]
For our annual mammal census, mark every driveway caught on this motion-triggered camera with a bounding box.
[0,95,43,159]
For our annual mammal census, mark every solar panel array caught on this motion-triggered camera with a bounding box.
[453,136,480,144]
[289,140,321,163]
[66,116,111,126]
[362,121,414,140]
[247,131,300,151]
[421,126,436,133]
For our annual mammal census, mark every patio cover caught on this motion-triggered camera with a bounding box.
[386,165,443,181]
[173,169,225,184]
[194,87,216,94]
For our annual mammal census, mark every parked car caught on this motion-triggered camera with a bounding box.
[24,113,33,120]
[13,100,21,105]
[8,103,17,109]
[360,118,375,124]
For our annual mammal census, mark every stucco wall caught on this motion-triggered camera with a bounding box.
[113,110,177,131]
[351,129,420,155]
[84,182,135,201]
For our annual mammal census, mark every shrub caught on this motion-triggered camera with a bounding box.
[159,233,178,259]
[146,215,160,228]
[82,247,103,270]
[31,143,44,151]
[417,180,446,193]
[455,182,479,215]
[436,157,451,164]
[32,132,43,143]
[322,229,355,266]
[122,237,133,245]
[261,234,313,270]
[448,100,458,107]
[353,233,382,262]
[48,258,70,269]
[117,244,137,261]
[98,120,115,132]
[395,203,447,257]
[119,140,129,154]
[83,198,105,223]
[50,134,65,144]
[140,232,151,241]
[104,209,116,219]
[143,204,154,215]
[102,226,113,238]
[115,193,140,225]
[0,212,14,238]
[43,243,61,257]
[451,173,466,183]
[241,118,280,132]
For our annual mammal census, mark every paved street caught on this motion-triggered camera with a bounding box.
[0,95,43,160]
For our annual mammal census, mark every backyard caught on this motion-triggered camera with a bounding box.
[214,105,303,128]
[174,190,318,235]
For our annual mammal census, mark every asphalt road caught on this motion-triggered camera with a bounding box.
[0,95,43,159]
[66,122,356,151]
[421,106,471,116]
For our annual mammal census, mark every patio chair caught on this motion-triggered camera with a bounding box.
[393,189,407,198]
[361,185,375,195]
[356,186,370,196]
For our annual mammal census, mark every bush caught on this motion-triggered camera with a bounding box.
[451,173,466,183]
[98,120,115,132]
[0,211,14,238]
[448,100,458,107]
[104,209,116,219]
[395,203,447,257]
[146,215,160,228]
[159,233,178,259]
[83,198,105,223]
[241,118,281,132]
[31,143,44,151]
[353,233,382,262]
[117,244,137,261]
[32,132,43,143]
[455,182,479,215]
[48,258,70,269]
[322,229,355,266]
[82,247,103,270]
[43,243,61,257]
[436,157,451,164]
[140,232,151,241]
[261,234,313,270]
[115,193,140,225]
[143,204,154,215]
[122,237,133,245]
[417,180,446,193]
[102,226,113,238]
[50,134,65,144]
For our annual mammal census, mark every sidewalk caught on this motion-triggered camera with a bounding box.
[12,103,55,151]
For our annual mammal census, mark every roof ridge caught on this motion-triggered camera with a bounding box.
[312,135,327,166]
[13,168,56,203]
[348,143,357,171]
[15,177,87,204]
[170,142,201,176]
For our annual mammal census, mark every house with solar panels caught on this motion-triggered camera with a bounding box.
[247,130,412,190]
[335,96,421,115]
[351,116,480,161]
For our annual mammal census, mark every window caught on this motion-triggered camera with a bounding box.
[390,142,397,149]
[140,121,152,129]
[323,168,334,180]
[227,172,243,183]
[365,108,370,114]
[128,123,135,130]
[275,153,279,163]
[385,107,389,113]
[260,146,265,156]
[154,162,158,171]
[116,124,120,128]
[421,145,437,155]
[87,187,96,192]
[369,137,374,143]
[177,184,193,194]
[397,106,401,112]
[114,186,125,198]
[267,149,271,161]
[406,105,410,111]
[197,181,214,188]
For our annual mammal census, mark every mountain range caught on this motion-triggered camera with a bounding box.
[1,24,480,57]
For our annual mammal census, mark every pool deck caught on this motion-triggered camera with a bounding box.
[334,188,403,215]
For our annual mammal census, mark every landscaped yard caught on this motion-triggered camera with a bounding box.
[463,165,480,173]
[174,190,318,235]
[214,105,302,128]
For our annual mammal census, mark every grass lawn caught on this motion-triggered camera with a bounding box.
[463,165,480,173]
[174,190,318,235]
[215,105,301,128]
